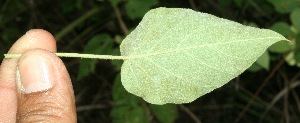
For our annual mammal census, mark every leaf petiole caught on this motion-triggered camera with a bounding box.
[4,53,129,60]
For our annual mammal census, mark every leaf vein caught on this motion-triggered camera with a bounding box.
[184,51,233,75]
[127,37,281,59]
[130,60,159,99]
[144,58,185,81]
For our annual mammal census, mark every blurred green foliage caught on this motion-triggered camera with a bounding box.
[77,34,114,80]
[267,0,299,13]
[1,0,300,122]
[125,0,158,19]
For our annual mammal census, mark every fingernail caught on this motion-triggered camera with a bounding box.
[17,54,54,93]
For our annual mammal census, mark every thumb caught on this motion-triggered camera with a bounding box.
[16,49,76,122]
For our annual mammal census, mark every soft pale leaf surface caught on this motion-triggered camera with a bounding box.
[120,7,288,104]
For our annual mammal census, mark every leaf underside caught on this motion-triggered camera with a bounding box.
[120,7,288,105]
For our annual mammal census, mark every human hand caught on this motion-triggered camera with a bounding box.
[0,29,76,122]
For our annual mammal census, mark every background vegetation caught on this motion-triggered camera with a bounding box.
[1,0,300,122]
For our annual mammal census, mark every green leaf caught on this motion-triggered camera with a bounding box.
[218,0,232,6]
[269,22,294,53]
[77,34,113,80]
[247,51,271,72]
[268,40,292,53]
[111,106,149,123]
[109,0,122,8]
[270,22,293,36]
[284,51,300,67]
[247,48,270,72]
[125,0,158,20]
[255,51,270,70]
[120,8,288,104]
[267,0,300,13]
[294,48,300,63]
[296,34,300,45]
[112,74,140,106]
[294,35,300,63]
[233,0,244,7]
[111,74,149,123]
[290,8,300,32]
[150,104,178,123]
[59,0,83,13]
[248,63,263,72]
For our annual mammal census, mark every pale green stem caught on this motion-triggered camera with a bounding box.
[4,53,129,60]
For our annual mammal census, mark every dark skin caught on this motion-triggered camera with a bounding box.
[0,29,76,122]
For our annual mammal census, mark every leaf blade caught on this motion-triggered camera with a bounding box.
[120,8,288,104]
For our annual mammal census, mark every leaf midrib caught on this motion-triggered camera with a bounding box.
[125,37,283,59]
